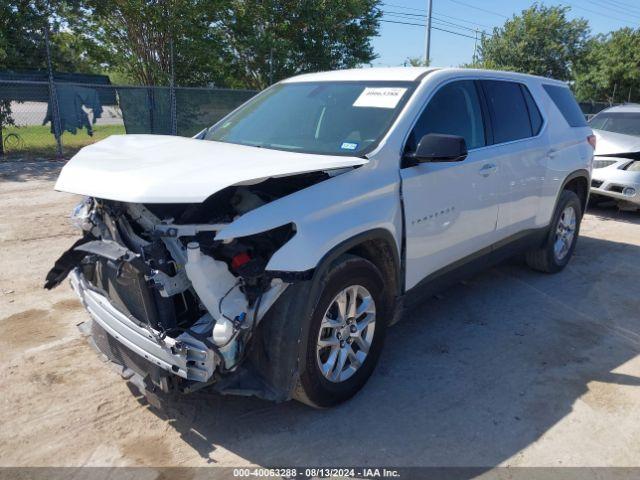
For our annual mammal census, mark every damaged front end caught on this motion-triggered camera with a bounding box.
[44,179,317,399]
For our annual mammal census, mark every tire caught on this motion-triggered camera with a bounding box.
[293,255,390,408]
[525,189,582,273]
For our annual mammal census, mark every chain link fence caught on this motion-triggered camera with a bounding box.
[0,79,256,160]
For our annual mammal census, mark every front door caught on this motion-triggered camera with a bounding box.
[400,80,502,290]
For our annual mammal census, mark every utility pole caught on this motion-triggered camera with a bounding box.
[424,0,433,65]
[473,28,479,64]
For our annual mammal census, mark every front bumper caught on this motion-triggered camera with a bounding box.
[69,269,216,383]
[590,176,640,205]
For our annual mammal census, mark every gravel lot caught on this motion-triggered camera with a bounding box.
[1,160,639,468]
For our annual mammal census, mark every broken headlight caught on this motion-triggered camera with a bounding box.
[70,197,94,231]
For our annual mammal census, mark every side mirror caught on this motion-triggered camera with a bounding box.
[402,133,468,167]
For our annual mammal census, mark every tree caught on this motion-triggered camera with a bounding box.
[474,4,590,81]
[215,0,381,89]
[73,0,381,88]
[73,0,227,86]
[403,56,429,67]
[0,0,101,73]
[0,0,102,155]
[574,28,640,103]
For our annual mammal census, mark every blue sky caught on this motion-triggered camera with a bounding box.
[371,0,640,67]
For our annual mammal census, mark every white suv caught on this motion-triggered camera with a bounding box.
[46,67,594,407]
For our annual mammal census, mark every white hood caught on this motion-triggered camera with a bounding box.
[55,135,368,203]
[593,129,640,156]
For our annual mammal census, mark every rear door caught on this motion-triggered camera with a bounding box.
[401,79,502,289]
[479,80,549,237]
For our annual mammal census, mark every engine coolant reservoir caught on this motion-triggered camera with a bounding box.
[185,242,247,346]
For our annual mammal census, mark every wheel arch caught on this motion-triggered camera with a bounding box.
[312,228,402,302]
[560,169,590,214]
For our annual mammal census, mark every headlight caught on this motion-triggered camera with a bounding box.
[623,187,637,197]
[70,197,94,231]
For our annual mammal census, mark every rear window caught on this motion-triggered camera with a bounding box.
[589,112,640,136]
[481,80,533,143]
[543,84,587,127]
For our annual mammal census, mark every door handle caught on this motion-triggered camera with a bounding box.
[479,163,497,177]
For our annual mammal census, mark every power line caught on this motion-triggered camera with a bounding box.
[602,0,640,12]
[444,0,509,19]
[561,1,639,25]
[432,11,494,29]
[383,12,480,34]
[379,18,480,40]
[381,2,494,29]
[382,9,493,36]
[589,0,640,17]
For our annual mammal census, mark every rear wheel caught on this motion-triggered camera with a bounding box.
[293,255,389,408]
[525,189,582,273]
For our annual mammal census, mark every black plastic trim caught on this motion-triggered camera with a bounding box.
[404,226,549,308]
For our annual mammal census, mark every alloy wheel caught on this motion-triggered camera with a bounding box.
[554,205,576,261]
[316,285,376,383]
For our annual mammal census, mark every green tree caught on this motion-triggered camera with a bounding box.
[574,28,640,103]
[403,56,429,67]
[216,0,381,89]
[0,0,102,154]
[73,0,381,88]
[474,4,590,81]
[75,0,226,86]
[0,0,101,73]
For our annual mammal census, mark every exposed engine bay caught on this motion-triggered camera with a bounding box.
[45,171,333,396]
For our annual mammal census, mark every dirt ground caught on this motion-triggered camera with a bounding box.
[1,160,639,468]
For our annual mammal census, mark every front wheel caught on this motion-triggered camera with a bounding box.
[525,189,582,273]
[293,255,390,408]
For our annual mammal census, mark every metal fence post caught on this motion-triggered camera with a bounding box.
[0,115,4,158]
[44,26,63,159]
[169,38,177,135]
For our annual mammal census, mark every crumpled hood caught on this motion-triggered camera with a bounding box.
[55,135,368,203]
[593,129,640,156]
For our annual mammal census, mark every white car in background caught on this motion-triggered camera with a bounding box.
[45,67,593,408]
[589,104,640,210]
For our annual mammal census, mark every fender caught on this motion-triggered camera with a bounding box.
[559,168,591,213]
[306,227,402,293]
[215,162,404,275]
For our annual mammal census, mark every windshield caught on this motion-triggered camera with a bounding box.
[204,81,414,156]
[589,112,640,136]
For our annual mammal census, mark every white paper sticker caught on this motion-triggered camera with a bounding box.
[340,142,359,150]
[353,87,407,109]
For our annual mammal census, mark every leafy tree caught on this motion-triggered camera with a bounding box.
[403,56,429,67]
[0,0,101,73]
[74,0,227,86]
[215,0,381,89]
[0,0,101,154]
[474,4,590,81]
[72,0,381,88]
[574,28,640,103]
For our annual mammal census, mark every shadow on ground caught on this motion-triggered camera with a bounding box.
[0,160,64,183]
[587,202,640,225]
[130,229,640,468]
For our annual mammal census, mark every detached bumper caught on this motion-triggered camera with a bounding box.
[69,269,216,383]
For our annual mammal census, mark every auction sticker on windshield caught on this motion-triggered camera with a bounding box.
[353,87,407,109]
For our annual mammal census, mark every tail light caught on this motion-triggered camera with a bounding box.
[587,134,597,149]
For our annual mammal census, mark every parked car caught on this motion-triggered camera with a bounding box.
[589,104,640,210]
[45,67,594,408]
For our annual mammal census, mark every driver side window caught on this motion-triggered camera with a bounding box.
[407,80,486,152]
